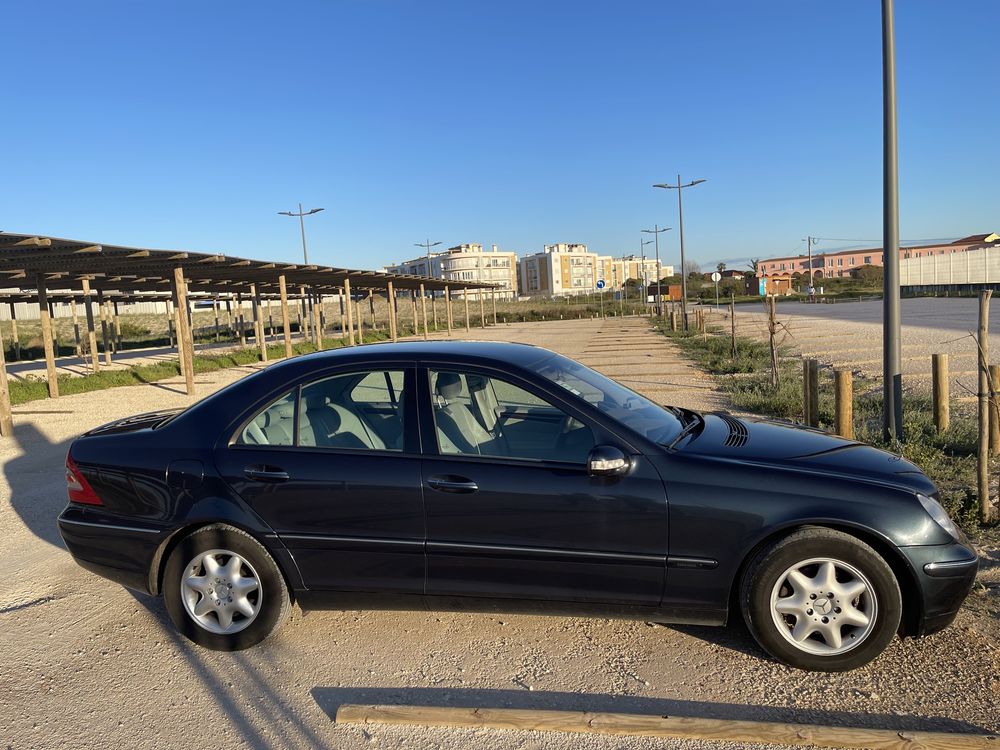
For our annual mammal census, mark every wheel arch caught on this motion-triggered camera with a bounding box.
[148,520,301,601]
[729,521,922,637]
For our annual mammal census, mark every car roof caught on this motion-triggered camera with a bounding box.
[288,340,556,368]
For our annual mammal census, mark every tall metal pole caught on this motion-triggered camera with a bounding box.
[676,175,688,330]
[278,204,324,265]
[297,202,308,264]
[807,236,814,293]
[642,225,671,317]
[882,0,903,441]
[415,239,442,279]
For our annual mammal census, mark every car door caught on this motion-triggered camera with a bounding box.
[419,365,668,606]
[213,365,425,593]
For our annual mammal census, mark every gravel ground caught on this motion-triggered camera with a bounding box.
[1,317,997,750]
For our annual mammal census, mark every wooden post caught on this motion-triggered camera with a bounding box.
[344,278,355,346]
[387,281,398,342]
[36,275,59,398]
[97,291,112,365]
[338,289,346,336]
[479,290,486,328]
[464,288,471,333]
[299,287,310,341]
[314,293,324,350]
[224,299,232,337]
[977,290,992,524]
[990,363,1000,457]
[213,299,221,342]
[445,286,453,336]
[369,292,377,331]
[730,294,737,358]
[317,298,325,341]
[355,295,363,344]
[278,274,293,358]
[236,294,246,347]
[251,284,267,362]
[492,289,498,326]
[82,280,100,372]
[835,368,853,439]
[432,294,438,330]
[8,303,20,361]
[112,301,123,351]
[0,332,12,436]
[420,284,429,340]
[932,353,949,433]
[173,268,195,395]
[69,300,82,356]
[409,289,418,336]
[767,295,779,388]
[802,359,819,427]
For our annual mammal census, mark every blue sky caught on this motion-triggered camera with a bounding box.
[2,1,997,272]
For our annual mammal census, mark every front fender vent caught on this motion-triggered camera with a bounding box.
[718,413,749,448]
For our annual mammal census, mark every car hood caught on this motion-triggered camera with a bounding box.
[673,411,936,495]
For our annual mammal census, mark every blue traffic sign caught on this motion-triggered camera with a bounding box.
[596,279,606,290]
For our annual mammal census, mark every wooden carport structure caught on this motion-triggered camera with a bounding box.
[0,232,498,436]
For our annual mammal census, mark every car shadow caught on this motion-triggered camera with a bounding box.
[310,685,992,735]
[5,421,74,548]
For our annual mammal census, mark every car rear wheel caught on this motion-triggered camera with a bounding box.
[163,525,290,651]
[740,527,901,671]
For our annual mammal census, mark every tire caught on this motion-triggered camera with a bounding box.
[163,524,291,651]
[740,527,901,671]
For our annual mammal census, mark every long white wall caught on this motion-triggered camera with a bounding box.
[900,247,1000,286]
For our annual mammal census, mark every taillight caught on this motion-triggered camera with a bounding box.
[66,454,102,506]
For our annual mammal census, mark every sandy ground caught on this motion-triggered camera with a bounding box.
[1,317,998,750]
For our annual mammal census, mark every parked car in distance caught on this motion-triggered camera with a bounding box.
[59,341,978,671]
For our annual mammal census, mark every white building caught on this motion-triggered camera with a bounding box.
[385,244,518,299]
[517,244,614,298]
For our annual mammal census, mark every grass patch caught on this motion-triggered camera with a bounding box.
[657,323,992,535]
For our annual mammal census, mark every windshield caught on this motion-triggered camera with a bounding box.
[534,352,683,445]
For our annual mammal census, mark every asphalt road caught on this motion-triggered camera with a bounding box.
[1,318,997,750]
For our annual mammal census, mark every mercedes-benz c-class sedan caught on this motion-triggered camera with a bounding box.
[58,341,978,671]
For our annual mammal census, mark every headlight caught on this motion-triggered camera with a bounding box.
[917,493,965,543]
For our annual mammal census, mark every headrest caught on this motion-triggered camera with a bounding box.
[466,374,487,393]
[304,393,328,410]
[274,402,295,420]
[435,372,463,399]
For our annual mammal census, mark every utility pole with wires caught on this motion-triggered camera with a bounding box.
[805,236,816,299]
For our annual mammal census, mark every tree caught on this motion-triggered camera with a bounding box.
[717,262,727,273]
[853,264,883,287]
[747,258,761,275]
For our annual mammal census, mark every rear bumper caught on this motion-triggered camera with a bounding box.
[57,506,165,595]
[898,542,979,636]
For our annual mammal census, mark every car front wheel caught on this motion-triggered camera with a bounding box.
[163,525,290,651]
[740,527,901,671]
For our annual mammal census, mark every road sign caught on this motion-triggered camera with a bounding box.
[711,271,722,282]
[596,279,606,290]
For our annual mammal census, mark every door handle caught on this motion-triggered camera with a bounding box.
[427,476,479,493]
[244,466,290,483]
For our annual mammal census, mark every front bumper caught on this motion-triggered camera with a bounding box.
[898,542,979,636]
[57,506,165,594]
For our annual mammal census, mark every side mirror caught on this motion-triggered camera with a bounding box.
[588,445,631,477]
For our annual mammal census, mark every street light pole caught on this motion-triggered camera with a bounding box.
[654,176,706,331]
[278,203,325,264]
[882,0,903,441]
[415,239,442,279]
[642,225,671,317]
[639,237,654,311]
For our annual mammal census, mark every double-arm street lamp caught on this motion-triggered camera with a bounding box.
[639,237,654,308]
[642,225,671,316]
[278,203,325,264]
[654,176,706,330]
[415,239,442,279]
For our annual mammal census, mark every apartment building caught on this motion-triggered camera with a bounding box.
[385,243,518,299]
[757,234,995,280]
[517,244,614,298]
[609,255,673,290]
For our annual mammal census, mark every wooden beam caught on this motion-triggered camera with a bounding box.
[70,299,82,356]
[97,290,112,365]
[411,289,418,336]
[81,279,100,372]
[35,275,59,398]
[0,326,13,436]
[492,288,498,325]
[173,268,195,395]
[479,288,486,328]
[464,288,471,333]
[278,274,293,358]
[445,285,453,336]
[387,281,398,342]
[344,278,355,346]
[335,705,1000,750]
[8,302,20,361]
[251,283,267,363]
[313,293,323,350]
